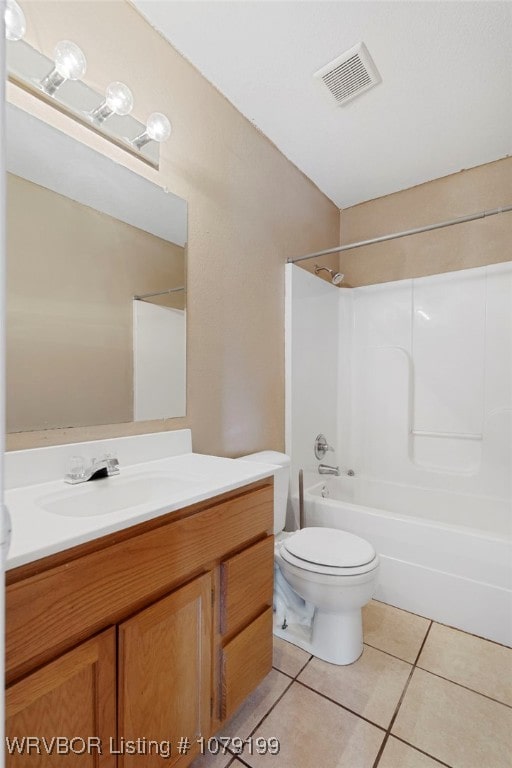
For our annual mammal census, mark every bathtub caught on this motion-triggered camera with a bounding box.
[303,476,512,646]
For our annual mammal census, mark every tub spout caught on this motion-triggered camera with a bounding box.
[318,463,340,476]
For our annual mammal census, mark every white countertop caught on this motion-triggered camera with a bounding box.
[5,452,277,570]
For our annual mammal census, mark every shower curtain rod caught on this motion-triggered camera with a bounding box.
[287,204,512,264]
[133,286,185,300]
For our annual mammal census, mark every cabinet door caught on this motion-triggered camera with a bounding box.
[6,628,116,767]
[118,573,212,768]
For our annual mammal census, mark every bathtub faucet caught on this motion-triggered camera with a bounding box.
[318,463,340,476]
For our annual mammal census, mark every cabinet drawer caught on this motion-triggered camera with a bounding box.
[7,483,273,684]
[220,536,274,637]
[220,607,273,720]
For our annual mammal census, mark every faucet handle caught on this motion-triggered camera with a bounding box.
[314,434,334,460]
[103,453,120,476]
[65,455,86,483]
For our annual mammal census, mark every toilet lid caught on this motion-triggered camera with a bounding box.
[282,527,376,568]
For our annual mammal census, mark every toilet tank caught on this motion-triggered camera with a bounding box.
[238,451,290,535]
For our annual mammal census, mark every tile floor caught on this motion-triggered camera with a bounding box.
[191,600,512,768]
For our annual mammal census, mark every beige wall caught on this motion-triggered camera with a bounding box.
[339,158,512,287]
[6,1,340,452]
[7,173,184,432]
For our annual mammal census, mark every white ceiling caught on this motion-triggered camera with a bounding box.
[133,1,512,209]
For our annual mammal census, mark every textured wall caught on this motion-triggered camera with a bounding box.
[339,158,512,286]
[6,0,339,452]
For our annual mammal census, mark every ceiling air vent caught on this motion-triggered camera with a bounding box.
[314,42,381,106]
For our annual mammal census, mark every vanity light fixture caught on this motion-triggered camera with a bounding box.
[6,0,171,168]
[89,81,134,124]
[4,0,26,41]
[40,40,87,96]
[132,112,172,149]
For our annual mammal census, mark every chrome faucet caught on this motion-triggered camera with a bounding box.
[318,463,340,476]
[64,454,120,484]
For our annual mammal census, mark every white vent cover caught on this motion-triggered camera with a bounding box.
[314,42,381,106]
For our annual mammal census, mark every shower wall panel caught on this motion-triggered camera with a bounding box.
[348,262,511,498]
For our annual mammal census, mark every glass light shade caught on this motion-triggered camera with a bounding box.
[105,81,133,116]
[146,112,171,142]
[53,40,87,80]
[5,0,26,41]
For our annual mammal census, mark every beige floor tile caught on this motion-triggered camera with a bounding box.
[273,636,311,677]
[417,622,512,706]
[392,668,512,768]
[190,670,290,768]
[243,682,384,768]
[363,600,430,663]
[219,668,291,740]
[378,737,446,768]
[189,744,233,768]
[298,644,411,728]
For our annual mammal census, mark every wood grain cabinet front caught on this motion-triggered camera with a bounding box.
[5,480,274,768]
[6,629,117,767]
[118,574,212,768]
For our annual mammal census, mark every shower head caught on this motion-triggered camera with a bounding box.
[314,265,344,285]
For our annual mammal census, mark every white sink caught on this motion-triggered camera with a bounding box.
[5,436,278,570]
[37,473,202,518]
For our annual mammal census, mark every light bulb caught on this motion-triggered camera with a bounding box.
[53,40,87,80]
[89,81,133,124]
[105,82,133,116]
[40,40,87,96]
[5,0,26,41]
[146,112,171,142]
[131,112,171,150]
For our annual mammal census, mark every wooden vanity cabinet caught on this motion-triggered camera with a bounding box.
[6,479,274,767]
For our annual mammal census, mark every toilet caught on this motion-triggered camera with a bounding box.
[239,451,379,665]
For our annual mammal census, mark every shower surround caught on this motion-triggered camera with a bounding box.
[285,262,512,644]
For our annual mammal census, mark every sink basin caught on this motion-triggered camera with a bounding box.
[37,473,201,518]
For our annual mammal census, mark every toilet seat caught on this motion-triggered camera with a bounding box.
[280,527,378,576]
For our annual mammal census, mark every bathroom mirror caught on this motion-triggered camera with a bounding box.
[6,103,187,433]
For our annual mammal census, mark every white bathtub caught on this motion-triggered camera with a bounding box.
[304,476,512,646]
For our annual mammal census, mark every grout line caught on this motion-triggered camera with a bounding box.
[272,650,313,681]
[294,653,314,677]
[234,614,509,768]
[371,620,434,768]
[363,640,417,665]
[371,597,512,651]
[430,616,512,650]
[365,610,511,706]
[370,597,431,623]
[271,664,294,680]
[414,665,512,710]
[224,651,314,761]
[225,673,296,758]
[391,735,454,768]
[295,679,387,732]
[230,755,251,768]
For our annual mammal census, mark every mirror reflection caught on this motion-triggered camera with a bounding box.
[6,103,187,432]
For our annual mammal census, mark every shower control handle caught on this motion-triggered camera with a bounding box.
[314,434,334,460]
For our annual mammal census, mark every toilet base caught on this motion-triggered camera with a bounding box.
[273,607,364,666]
